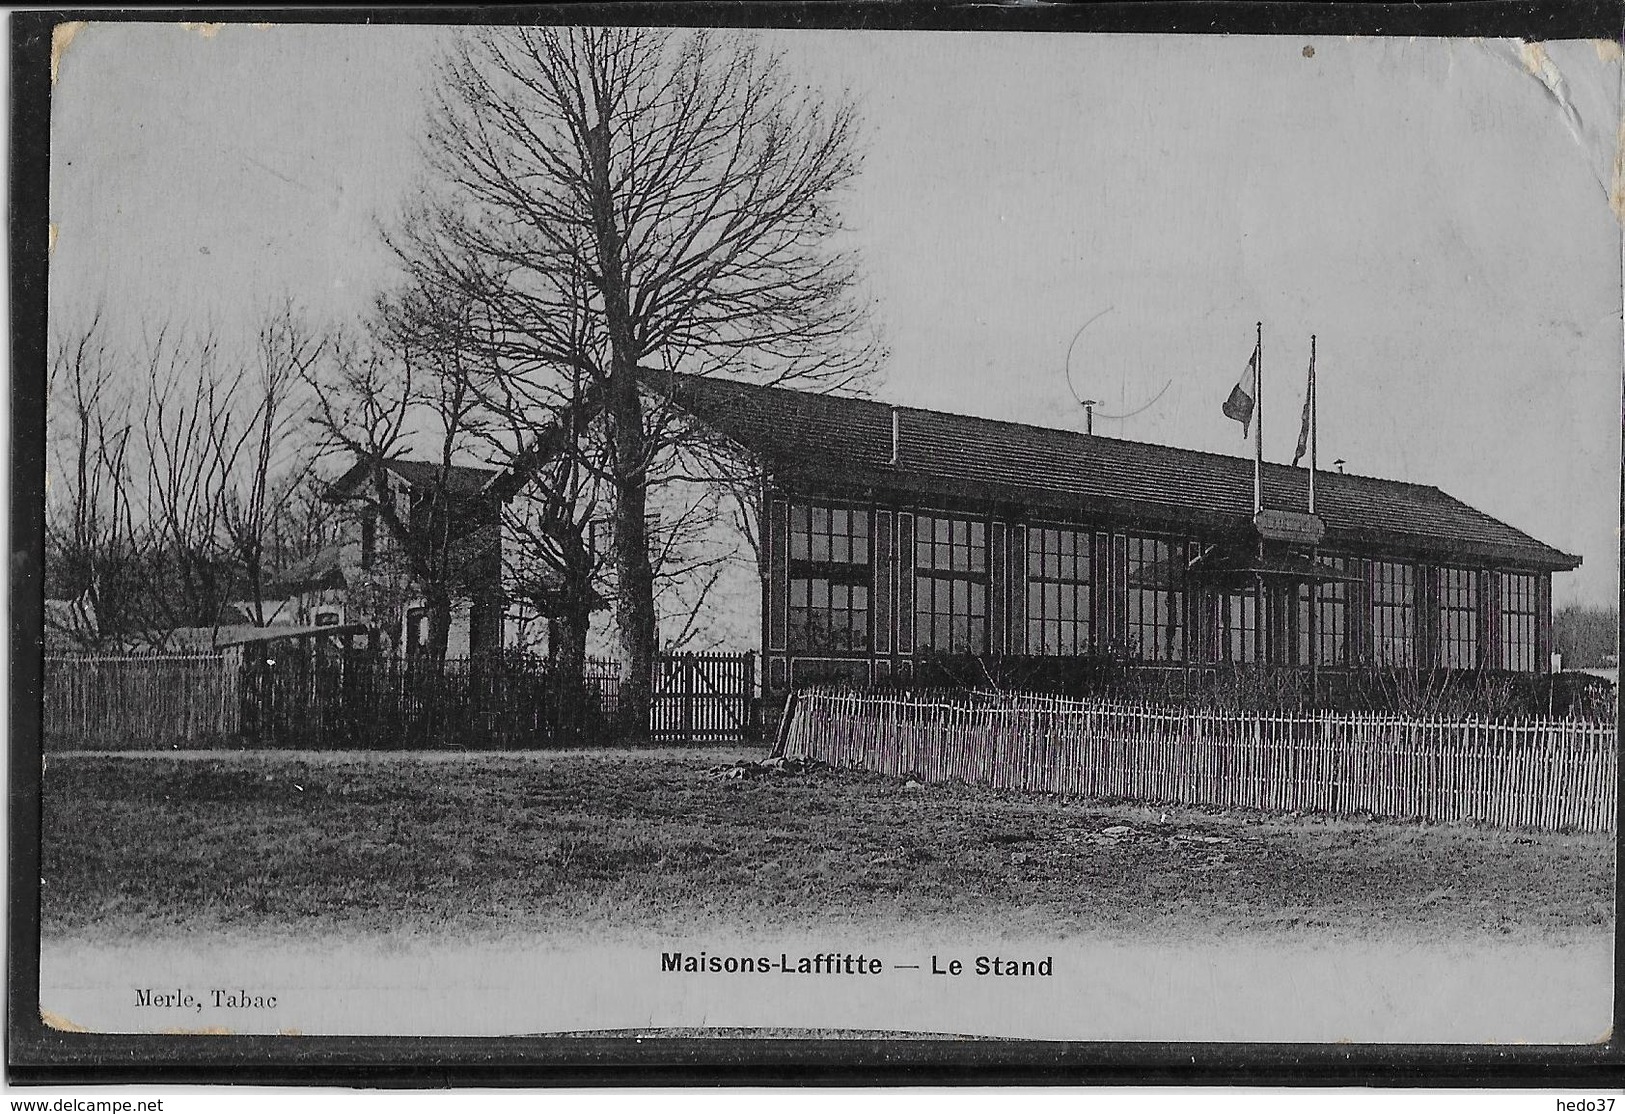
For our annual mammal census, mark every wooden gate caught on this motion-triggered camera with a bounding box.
[649,652,758,742]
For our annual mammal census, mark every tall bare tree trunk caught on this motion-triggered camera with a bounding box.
[551,525,593,686]
[586,121,657,737]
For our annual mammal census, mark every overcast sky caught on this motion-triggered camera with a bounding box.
[47,22,1623,607]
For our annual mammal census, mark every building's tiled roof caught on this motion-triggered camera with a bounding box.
[326,458,500,501]
[269,543,347,594]
[652,371,1580,571]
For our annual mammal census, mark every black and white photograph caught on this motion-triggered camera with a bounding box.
[16,6,1623,1065]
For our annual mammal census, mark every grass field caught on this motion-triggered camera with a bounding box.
[39,745,1615,944]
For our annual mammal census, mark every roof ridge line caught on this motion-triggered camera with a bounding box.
[671,372,1442,492]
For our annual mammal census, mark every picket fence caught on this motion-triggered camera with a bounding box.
[44,651,242,749]
[782,688,1619,833]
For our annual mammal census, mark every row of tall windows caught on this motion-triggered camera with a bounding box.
[782,503,1542,671]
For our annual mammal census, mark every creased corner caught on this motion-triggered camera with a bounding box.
[49,21,87,87]
[1518,41,1586,138]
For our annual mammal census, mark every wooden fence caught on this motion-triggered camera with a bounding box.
[650,652,758,741]
[44,650,758,750]
[782,689,1619,832]
[45,652,242,750]
[238,653,625,749]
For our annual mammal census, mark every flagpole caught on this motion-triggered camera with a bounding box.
[1308,334,1317,516]
[1308,333,1319,705]
[1254,321,1265,672]
[1253,321,1263,516]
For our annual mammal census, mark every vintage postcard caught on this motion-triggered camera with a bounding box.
[15,5,1623,1072]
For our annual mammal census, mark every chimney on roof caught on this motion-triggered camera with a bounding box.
[889,406,901,466]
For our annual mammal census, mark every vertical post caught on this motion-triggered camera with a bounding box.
[1254,322,1265,680]
[745,650,758,740]
[1308,335,1319,705]
[1308,334,1317,516]
[1309,578,1319,708]
[688,653,699,742]
[1253,321,1263,517]
[1254,571,1266,696]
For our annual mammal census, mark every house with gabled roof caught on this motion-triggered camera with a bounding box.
[629,371,1580,697]
[268,457,508,657]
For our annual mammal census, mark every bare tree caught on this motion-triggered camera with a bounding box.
[137,323,254,640]
[220,303,322,624]
[48,308,327,648]
[1553,603,1620,669]
[45,310,140,648]
[401,25,882,732]
[301,317,494,662]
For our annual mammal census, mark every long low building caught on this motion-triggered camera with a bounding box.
[651,372,1581,695]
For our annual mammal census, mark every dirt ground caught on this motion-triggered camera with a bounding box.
[38,745,1616,945]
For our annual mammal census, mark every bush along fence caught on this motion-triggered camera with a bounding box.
[43,650,757,750]
[238,653,625,749]
[781,688,1619,833]
[44,652,243,749]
